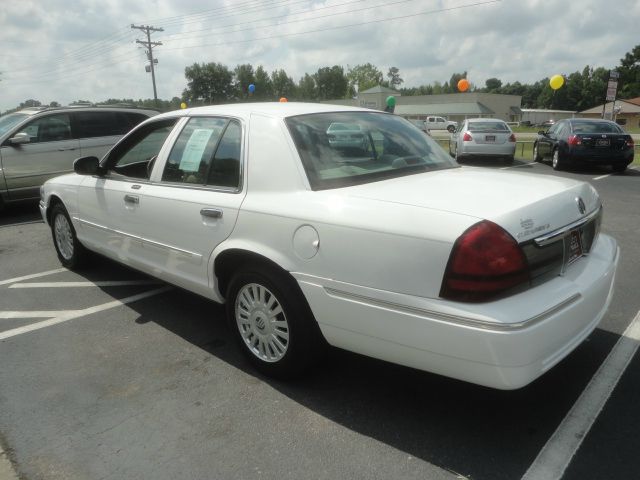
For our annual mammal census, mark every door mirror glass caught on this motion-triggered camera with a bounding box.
[74,156,103,176]
[9,132,31,145]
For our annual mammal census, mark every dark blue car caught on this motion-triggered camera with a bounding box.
[533,118,634,172]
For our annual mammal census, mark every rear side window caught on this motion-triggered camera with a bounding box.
[73,111,150,138]
[162,117,242,189]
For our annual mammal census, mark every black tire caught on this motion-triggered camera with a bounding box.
[225,265,324,379]
[50,203,90,269]
[505,155,515,165]
[612,164,627,173]
[533,143,542,162]
[447,125,456,133]
[551,148,563,171]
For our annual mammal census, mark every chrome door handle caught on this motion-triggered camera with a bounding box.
[124,194,139,204]
[57,147,77,151]
[200,208,223,219]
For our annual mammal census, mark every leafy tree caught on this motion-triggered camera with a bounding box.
[448,72,467,93]
[49,101,61,107]
[297,73,317,100]
[618,44,640,98]
[387,67,403,89]
[271,69,296,100]
[484,77,502,93]
[234,64,255,100]
[182,62,234,105]
[314,66,348,100]
[253,66,273,100]
[20,99,42,108]
[347,63,384,95]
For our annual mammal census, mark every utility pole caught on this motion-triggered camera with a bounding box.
[131,24,163,106]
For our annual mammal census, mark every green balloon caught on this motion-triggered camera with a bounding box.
[386,96,396,107]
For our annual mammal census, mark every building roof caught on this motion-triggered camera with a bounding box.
[521,108,576,113]
[579,99,640,114]
[394,102,494,116]
[359,85,401,95]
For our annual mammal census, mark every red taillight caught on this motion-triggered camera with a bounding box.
[626,137,635,148]
[440,220,530,302]
[508,133,516,142]
[462,132,473,142]
[568,135,581,146]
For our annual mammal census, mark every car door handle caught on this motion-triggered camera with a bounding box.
[124,194,139,204]
[200,208,223,219]
[57,147,77,151]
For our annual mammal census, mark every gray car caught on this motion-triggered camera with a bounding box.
[449,118,516,164]
[0,105,156,209]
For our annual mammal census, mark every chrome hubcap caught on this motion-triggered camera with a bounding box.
[54,214,74,260]
[235,283,289,363]
[553,150,558,168]
[533,145,538,160]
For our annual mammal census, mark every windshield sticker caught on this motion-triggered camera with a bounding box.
[179,128,217,172]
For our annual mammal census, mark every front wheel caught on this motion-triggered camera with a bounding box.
[50,203,89,269]
[226,266,324,378]
[533,143,542,162]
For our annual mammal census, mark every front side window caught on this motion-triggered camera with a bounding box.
[16,114,71,143]
[106,118,178,179]
[286,112,457,190]
[162,117,241,189]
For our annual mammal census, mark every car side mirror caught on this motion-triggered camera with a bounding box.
[74,156,105,176]
[9,132,31,145]
[538,130,546,136]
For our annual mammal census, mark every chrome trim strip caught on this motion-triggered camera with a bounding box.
[76,218,202,258]
[534,207,601,247]
[323,287,582,332]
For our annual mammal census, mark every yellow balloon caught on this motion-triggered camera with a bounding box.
[180,102,187,109]
[550,75,564,90]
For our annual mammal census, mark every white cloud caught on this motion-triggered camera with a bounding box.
[0,0,638,111]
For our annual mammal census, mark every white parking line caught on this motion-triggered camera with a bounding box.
[594,165,638,181]
[522,310,640,480]
[501,161,539,170]
[0,286,172,341]
[0,310,77,319]
[0,268,66,287]
[9,280,161,289]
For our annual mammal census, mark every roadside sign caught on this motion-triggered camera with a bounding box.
[610,70,619,79]
[606,79,618,101]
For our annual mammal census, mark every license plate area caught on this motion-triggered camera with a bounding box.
[596,138,610,147]
[485,135,496,142]
[566,229,584,266]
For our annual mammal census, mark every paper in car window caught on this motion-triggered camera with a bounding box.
[179,128,219,172]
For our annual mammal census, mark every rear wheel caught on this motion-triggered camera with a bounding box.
[50,203,90,269]
[533,143,542,162]
[225,265,324,378]
[447,125,455,133]
[505,155,515,165]
[551,149,563,171]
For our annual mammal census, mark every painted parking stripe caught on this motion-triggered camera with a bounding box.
[522,310,640,480]
[501,161,540,170]
[9,280,161,289]
[0,268,67,287]
[0,310,77,319]
[594,165,638,181]
[0,286,172,341]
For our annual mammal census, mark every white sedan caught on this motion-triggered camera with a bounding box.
[40,103,619,389]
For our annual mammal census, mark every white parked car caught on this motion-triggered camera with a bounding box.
[40,103,619,390]
[450,118,517,164]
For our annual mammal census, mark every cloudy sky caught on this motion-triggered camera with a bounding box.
[0,0,638,111]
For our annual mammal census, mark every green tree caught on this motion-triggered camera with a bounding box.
[234,63,255,100]
[314,66,348,100]
[271,69,296,100]
[484,77,502,93]
[618,44,640,98]
[448,72,467,93]
[297,73,317,100]
[386,66,403,89]
[347,63,384,95]
[253,66,273,100]
[182,62,234,105]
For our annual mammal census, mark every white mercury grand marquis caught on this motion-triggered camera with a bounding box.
[39,103,619,389]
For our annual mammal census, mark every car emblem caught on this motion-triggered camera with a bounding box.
[576,197,586,215]
[520,218,534,229]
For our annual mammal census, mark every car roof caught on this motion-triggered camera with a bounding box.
[154,102,379,122]
[15,106,158,116]
[466,118,507,123]
[568,118,616,124]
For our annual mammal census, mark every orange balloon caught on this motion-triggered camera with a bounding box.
[279,97,288,102]
[457,79,469,92]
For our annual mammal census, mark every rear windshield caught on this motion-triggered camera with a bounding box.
[285,112,456,190]
[467,121,509,132]
[0,113,29,136]
[571,121,623,134]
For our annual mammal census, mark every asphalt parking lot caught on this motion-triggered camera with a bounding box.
[1,160,639,480]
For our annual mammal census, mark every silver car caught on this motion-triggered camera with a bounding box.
[449,118,516,164]
[0,105,156,210]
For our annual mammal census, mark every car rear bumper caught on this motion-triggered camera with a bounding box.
[564,148,633,165]
[294,234,619,390]
[459,143,516,158]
